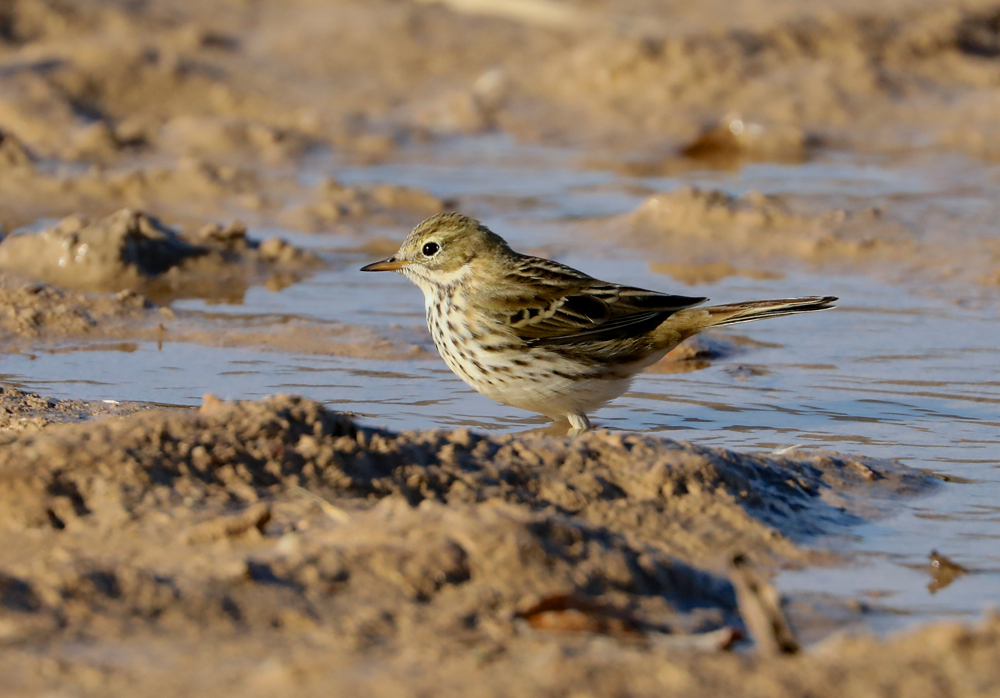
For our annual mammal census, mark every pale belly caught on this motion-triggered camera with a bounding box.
[473,367,635,420]
[427,305,664,420]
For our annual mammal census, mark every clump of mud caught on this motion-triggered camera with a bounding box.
[0,386,149,437]
[0,393,931,553]
[0,209,320,302]
[608,184,1000,287]
[625,186,911,264]
[0,271,158,349]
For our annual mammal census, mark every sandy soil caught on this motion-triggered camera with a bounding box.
[4,393,991,698]
[0,0,998,694]
[3,0,998,159]
[0,0,997,292]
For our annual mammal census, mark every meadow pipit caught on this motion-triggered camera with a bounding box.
[362,213,835,434]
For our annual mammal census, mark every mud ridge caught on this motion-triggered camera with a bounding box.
[0,392,986,698]
[0,209,322,302]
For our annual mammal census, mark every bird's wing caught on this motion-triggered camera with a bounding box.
[486,257,706,346]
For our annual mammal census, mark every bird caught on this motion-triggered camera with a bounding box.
[362,212,836,434]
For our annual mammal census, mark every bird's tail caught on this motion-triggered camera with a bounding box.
[661,296,837,343]
[700,296,838,327]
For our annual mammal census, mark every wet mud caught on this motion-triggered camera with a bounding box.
[606,182,1000,289]
[0,271,158,351]
[0,209,321,302]
[1,393,978,698]
[0,386,150,437]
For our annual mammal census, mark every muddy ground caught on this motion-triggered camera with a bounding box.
[0,0,999,291]
[0,0,999,695]
[3,393,994,698]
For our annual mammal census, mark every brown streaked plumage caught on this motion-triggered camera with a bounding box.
[362,212,836,434]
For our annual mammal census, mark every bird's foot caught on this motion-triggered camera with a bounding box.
[566,412,591,436]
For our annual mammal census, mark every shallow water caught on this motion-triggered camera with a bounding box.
[3,136,999,633]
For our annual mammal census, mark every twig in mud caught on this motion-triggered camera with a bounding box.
[516,594,740,651]
[413,0,668,36]
[294,486,351,523]
[414,0,587,29]
[729,554,799,656]
[182,503,272,545]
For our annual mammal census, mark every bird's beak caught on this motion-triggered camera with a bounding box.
[360,257,409,272]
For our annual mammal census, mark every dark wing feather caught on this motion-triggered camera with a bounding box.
[526,310,671,346]
[488,257,706,346]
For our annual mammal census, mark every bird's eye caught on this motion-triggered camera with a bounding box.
[422,241,441,257]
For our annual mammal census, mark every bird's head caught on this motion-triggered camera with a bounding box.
[361,212,511,290]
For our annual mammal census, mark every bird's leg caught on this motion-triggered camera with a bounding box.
[566,412,591,435]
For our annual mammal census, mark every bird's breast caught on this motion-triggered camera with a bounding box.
[425,291,517,379]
